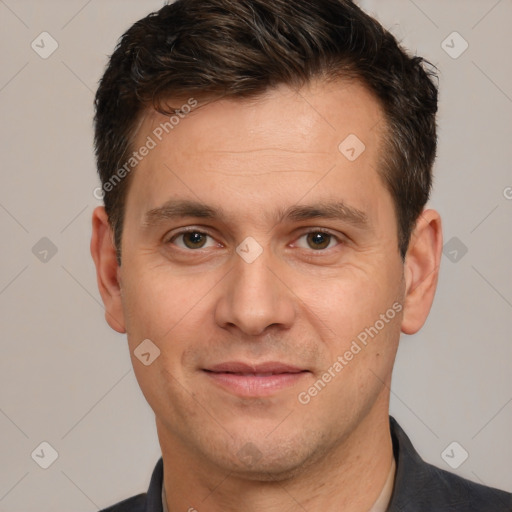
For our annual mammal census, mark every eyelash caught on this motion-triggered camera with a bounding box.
[165,228,343,252]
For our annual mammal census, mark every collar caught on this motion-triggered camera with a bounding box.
[369,456,396,512]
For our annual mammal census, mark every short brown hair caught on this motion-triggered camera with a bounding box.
[94,0,438,263]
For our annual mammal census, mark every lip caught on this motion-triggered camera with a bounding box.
[203,361,309,397]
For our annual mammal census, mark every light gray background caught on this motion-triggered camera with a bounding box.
[0,1,511,511]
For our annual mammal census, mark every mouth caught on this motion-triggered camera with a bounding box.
[202,362,310,397]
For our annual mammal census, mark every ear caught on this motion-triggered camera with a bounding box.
[401,209,443,335]
[90,206,126,333]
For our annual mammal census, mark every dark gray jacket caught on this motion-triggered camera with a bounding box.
[101,417,512,511]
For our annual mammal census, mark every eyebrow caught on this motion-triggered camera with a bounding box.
[142,199,369,229]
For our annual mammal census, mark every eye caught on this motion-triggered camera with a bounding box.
[295,231,340,251]
[169,230,217,250]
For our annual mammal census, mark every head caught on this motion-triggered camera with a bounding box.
[91,0,442,480]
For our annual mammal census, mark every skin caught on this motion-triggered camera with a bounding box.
[91,78,442,512]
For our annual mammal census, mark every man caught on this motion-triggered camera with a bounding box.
[90,0,511,510]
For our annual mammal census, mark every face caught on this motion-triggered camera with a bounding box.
[94,79,426,479]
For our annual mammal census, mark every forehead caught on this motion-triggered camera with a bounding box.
[125,78,389,223]
[139,78,384,157]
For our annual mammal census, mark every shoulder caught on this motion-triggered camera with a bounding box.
[389,417,512,511]
[418,458,512,511]
[99,493,146,512]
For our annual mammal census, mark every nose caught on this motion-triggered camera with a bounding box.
[214,246,296,337]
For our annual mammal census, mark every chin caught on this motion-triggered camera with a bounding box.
[228,456,309,482]
[209,430,329,482]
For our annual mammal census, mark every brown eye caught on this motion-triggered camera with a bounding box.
[306,232,332,250]
[182,232,208,249]
[168,231,215,249]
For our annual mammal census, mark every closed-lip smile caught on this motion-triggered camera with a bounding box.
[203,361,309,397]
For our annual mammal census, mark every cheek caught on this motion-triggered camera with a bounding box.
[120,263,217,342]
[298,263,402,342]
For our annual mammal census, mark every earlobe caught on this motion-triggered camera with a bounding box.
[90,206,126,333]
[401,209,443,335]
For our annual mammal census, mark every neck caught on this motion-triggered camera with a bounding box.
[158,401,394,512]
